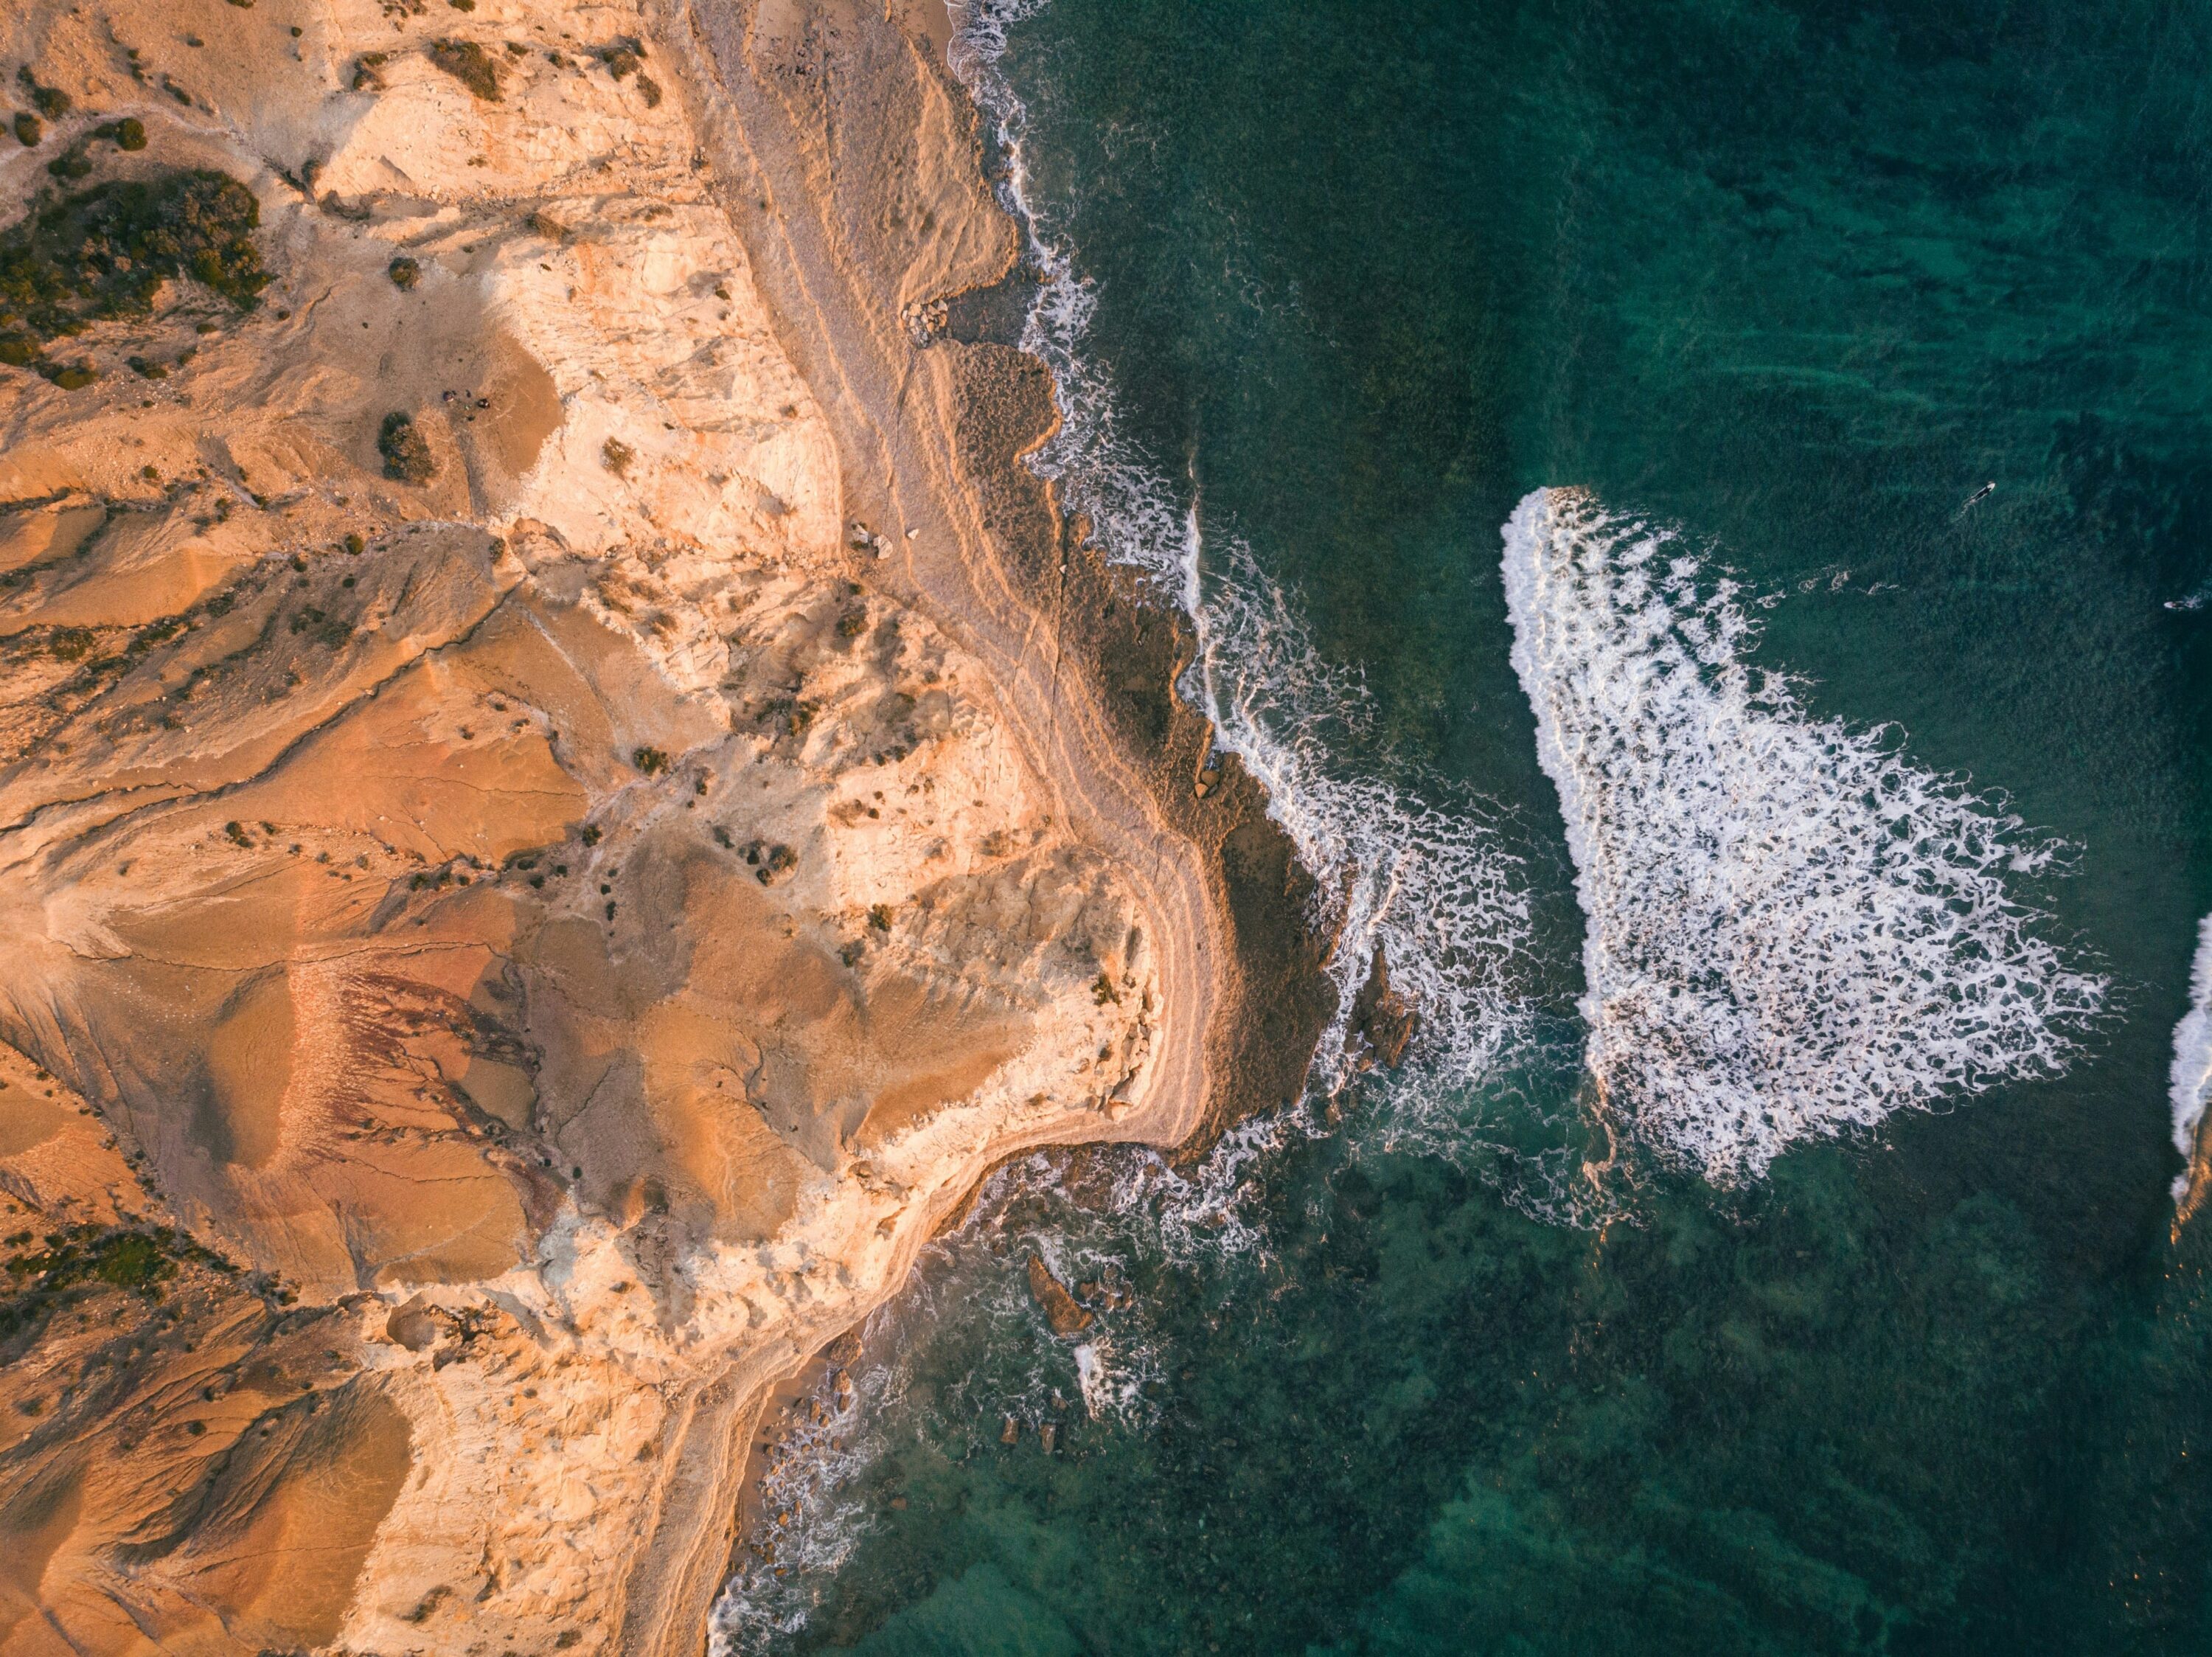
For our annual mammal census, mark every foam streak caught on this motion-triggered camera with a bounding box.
[950,0,1531,1103]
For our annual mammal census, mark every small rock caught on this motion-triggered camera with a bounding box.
[1026,1253,1093,1338]
[1347,943,1416,1069]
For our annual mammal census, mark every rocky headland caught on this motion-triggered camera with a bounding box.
[0,1,1330,1653]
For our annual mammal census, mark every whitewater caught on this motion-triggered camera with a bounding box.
[948,0,1536,1114]
[2168,915,2212,1200]
[1502,488,2108,1182]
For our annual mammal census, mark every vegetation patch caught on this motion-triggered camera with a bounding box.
[596,40,662,108]
[741,839,799,886]
[597,37,646,78]
[0,170,268,367]
[0,1224,232,1341]
[288,605,352,647]
[38,357,96,389]
[387,254,421,290]
[428,38,503,101]
[378,411,435,483]
[17,68,71,120]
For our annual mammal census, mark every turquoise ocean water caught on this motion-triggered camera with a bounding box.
[714,2,2212,1650]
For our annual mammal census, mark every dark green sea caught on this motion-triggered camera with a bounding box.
[714,1,2212,1650]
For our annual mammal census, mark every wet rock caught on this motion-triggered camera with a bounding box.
[1347,943,1416,1070]
[1026,1253,1093,1338]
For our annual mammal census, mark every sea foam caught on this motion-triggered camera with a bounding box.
[2168,914,2212,1197]
[1502,488,2107,1181]
[950,1,1532,1108]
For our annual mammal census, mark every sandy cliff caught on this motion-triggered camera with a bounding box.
[0,1,1330,1653]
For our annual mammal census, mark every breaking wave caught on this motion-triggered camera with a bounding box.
[950,1,1534,1109]
[706,1125,1298,1655]
[1502,488,2108,1183]
[709,1360,879,1656]
[2168,914,2212,1198]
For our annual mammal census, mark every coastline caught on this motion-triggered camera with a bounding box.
[667,0,1337,1645]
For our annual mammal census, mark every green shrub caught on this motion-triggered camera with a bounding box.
[0,1224,233,1340]
[742,840,798,886]
[428,39,502,101]
[378,411,434,483]
[387,254,420,290]
[0,170,268,364]
[17,69,70,120]
[38,357,95,389]
[44,142,92,182]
